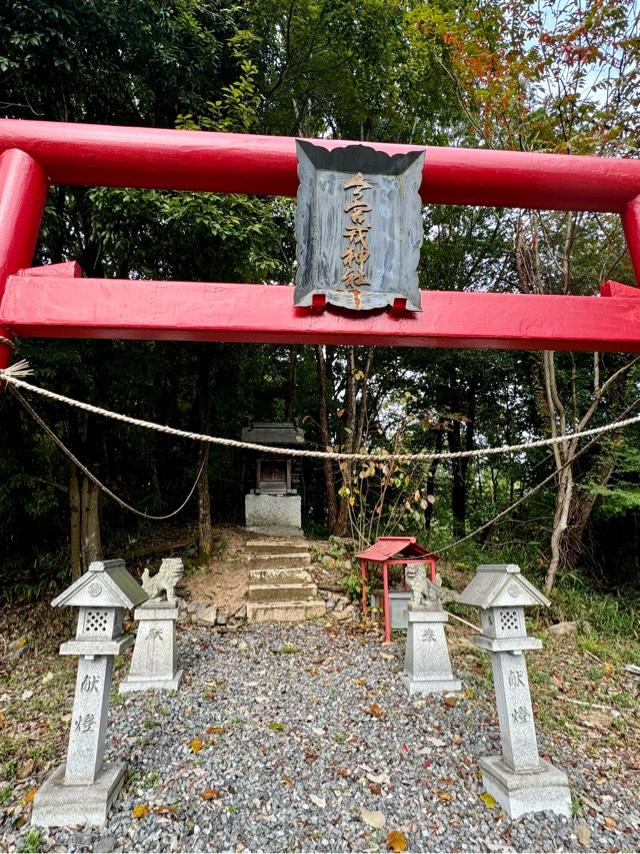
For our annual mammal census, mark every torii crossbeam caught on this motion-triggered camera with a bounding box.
[2,119,640,369]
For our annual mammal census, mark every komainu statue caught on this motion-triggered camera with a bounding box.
[405,562,443,607]
[141,558,184,605]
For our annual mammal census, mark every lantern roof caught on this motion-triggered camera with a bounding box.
[356,536,435,562]
[241,422,305,447]
[457,564,550,610]
[51,559,148,610]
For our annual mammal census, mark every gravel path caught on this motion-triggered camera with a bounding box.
[8,622,640,852]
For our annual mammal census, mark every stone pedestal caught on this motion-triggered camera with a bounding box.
[31,763,124,828]
[480,755,571,819]
[120,602,182,693]
[402,606,461,695]
[245,493,302,537]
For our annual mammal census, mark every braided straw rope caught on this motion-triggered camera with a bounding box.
[2,362,640,462]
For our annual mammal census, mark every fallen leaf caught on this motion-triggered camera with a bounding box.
[369,783,382,795]
[401,743,409,754]
[305,751,319,762]
[386,830,408,852]
[17,759,34,780]
[423,759,433,769]
[479,792,497,809]
[22,787,37,805]
[464,687,475,699]
[425,736,446,748]
[21,690,33,701]
[281,778,293,787]
[442,694,457,708]
[201,788,222,800]
[604,817,617,828]
[153,804,176,816]
[369,703,383,718]
[575,821,592,846]
[336,767,351,778]
[309,794,326,809]
[206,725,225,735]
[360,806,386,829]
[267,721,287,733]
[366,772,391,785]
[380,652,394,661]
[437,791,452,802]
[190,738,204,753]
[354,678,366,686]
[132,804,149,819]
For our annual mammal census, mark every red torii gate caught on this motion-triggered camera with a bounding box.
[2,119,640,371]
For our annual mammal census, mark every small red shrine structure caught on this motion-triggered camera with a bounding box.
[357,536,437,642]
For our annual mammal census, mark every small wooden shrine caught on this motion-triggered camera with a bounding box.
[242,422,305,536]
[357,536,438,642]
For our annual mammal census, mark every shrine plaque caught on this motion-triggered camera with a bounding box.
[294,141,425,311]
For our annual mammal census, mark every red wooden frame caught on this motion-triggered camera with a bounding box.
[2,119,640,372]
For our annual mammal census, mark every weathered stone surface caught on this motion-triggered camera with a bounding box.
[490,650,539,771]
[246,539,308,554]
[65,656,113,784]
[120,602,181,693]
[249,567,312,585]
[247,552,311,570]
[248,582,318,603]
[196,605,217,627]
[31,762,124,828]
[245,493,302,536]
[480,755,571,819]
[246,600,325,623]
[548,620,578,637]
[216,611,228,626]
[402,606,461,695]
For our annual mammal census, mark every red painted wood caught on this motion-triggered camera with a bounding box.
[17,261,83,278]
[600,280,640,298]
[4,276,640,352]
[622,195,640,285]
[0,149,48,368]
[1,119,640,212]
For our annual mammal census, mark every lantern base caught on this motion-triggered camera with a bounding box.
[31,762,124,828]
[480,755,571,819]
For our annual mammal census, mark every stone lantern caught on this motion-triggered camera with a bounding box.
[458,564,571,818]
[32,559,147,828]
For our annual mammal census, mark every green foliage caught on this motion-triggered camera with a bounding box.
[18,830,44,854]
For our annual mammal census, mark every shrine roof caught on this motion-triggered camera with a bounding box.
[241,422,305,447]
[356,536,434,562]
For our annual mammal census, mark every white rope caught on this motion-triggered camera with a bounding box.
[10,386,206,521]
[2,362,640,463]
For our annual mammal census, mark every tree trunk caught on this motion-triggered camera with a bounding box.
[545,465,573,593]
[69,461,82,581]
[80,474,103,570]
[315,344,338,534]
[196,349,213,557]
[424,418,444,531]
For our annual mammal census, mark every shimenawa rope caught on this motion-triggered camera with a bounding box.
[2,361,640,463]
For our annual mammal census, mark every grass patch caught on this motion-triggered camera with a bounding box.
[18,830,44,853]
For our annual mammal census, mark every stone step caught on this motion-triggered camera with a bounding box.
[249,567,313,585]
[246,539,309,555]
[246,600,326,624]
[247,552,311,570]
[248,582,318,604]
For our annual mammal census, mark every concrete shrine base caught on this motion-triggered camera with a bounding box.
[480,755,572,819]
[245,493,302,537]
[31,762,125,827]
[401,674,462,695]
